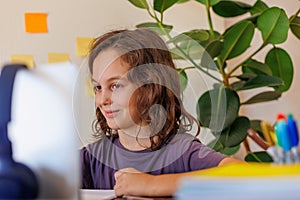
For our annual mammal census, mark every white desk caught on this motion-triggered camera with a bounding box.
[80,189,174,200]
[80,189,116,200]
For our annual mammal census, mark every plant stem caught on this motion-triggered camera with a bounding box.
[151,14,222,82]
[203,1,227,85]
[177,67,194,74]
[243,138,251,153]
[145,2,155,19]
[205,0,215,40]
[289,8,300,22]
[180,66,196,71]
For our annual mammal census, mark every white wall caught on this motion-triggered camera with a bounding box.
[0,0,222,66]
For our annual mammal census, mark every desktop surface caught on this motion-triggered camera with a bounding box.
[80,189,174,200]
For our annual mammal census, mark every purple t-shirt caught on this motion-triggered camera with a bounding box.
[80,133,226,189]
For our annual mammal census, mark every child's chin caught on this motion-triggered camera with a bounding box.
[107,123,119,130]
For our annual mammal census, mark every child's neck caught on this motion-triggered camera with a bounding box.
[118,126,152,151]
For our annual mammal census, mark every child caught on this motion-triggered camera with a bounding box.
[80,28,241,197]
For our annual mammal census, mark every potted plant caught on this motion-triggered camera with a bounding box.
[127,0,300,162]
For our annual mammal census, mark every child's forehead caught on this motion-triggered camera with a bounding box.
[93,49,122,70]
[92,50,130,83]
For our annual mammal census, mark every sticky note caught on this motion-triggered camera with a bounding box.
[48,53,70,63]
[25,12,48,33]
[85,76,95,97]
[11,54,35,69]
[76,37,94,57]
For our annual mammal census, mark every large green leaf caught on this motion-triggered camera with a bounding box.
[234,74,283,91]
[167,30,208,60]
[265,47,293,92]
[230,81,245,91]
[195,0,220,6]
[219,21,255,61]
[245,151,273,162]
[209,141,240,156]
[200,40,223,70]
[250,0,268,15]
[242,13,260,26]
[197,30,221,47]
[154,0,179,13]
[177,0,190,3]
[167,30,210,44]
[290,15,300,40]
[178,68,188,91]
[242,59,272,75]
[235,73,256,81]
[212,0,252,17]
[250,119,263,137]
[136,22,173,35]
[204,40,223,59]
[241,91,282,105]
[197,88,240,132]
[219,144,240,156]
[257,7,289,44]
[170,41,204,60]
[218,116,250,147]
[170,50,186,60]
[128,0,149,9]
[182,29,210,42]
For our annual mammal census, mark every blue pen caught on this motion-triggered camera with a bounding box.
[286,114,300,163]
[274,114,292,163]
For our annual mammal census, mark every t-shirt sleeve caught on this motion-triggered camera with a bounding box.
[80,146,94,189]
[187,139,227,170]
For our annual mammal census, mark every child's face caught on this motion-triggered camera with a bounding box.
[92,49,138,132]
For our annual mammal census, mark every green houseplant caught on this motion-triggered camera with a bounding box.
[127,0,300,162]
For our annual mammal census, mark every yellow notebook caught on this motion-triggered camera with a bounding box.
[194,163,300,177]
[176,163,300,200]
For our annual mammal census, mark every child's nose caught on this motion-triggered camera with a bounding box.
[96,89,112,106]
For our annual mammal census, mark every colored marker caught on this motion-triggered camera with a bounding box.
[260,121,282,163]
[274,114,292,163]
[260,121,275,146]
[286,114,300,163]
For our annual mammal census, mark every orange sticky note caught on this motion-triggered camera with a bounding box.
[48,53,70,63]
[11,54,35,69]
[76,37,94,57]
[25,12,48,33]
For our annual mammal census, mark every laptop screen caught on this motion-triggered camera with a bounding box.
[7,62,80,199]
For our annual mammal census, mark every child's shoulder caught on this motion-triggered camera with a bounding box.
[166,132,202,151]
[81,135,118,152]
[171,132,200,143]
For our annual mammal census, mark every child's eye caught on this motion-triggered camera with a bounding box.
[93,85,102,93]
[111,83,122,90]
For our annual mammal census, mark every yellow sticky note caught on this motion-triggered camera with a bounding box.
[85,76,95,97]
[48,53,70,63]
[25,12,48,33]
[11,54,35,69]
[76,37,94,57]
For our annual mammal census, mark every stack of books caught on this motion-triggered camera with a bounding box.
[175,163,300,200]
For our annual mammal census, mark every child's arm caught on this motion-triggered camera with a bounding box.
[218,157,244,166]
[114,157,243,197]
[114,168,190,197]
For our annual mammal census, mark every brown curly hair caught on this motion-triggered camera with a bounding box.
[88,28,200,150]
